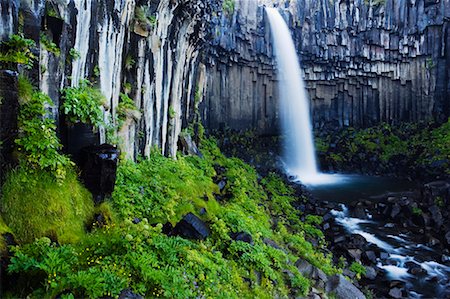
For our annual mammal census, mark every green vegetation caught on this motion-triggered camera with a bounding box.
[40,32,60,56]
[222,0,235,15]
[134,6,157,30]
[61,79,105,128]
[125,55,135,70]
[349,262,366,280]
[3,138,337,298]
[315,120,450,176]
[1,167,94,244]
[117,93,138,126]
[15,85,73,180]
[0,34,36,68]
[412,207,423,215]
[69,48,81,60]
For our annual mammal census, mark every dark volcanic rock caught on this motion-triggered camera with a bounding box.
[79,144,119,203]
[119,289,144,299]
[172,213,210,240]
[326,274,366,299]
[231,232,253,245]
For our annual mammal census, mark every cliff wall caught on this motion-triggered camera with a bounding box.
[0,0,220,165]
[204,0,450,133]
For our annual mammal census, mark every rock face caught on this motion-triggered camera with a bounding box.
[203,0,450,133]
[0,0,221,165]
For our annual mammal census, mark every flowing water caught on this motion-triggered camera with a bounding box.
[266,7,449,298]
[265,8,318,183]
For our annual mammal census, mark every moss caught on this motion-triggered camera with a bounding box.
[6,139,337,298]
[1,166,94,244]
[0,215,11,253]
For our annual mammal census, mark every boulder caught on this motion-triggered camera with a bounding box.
[119,289,144,299]
[171,213,210,240]
[295,258,314,277]
[326,275,365,299]
[231,232,253,244]
[179,133,203,157]
[79,144,119,203]
[388,287,403,298]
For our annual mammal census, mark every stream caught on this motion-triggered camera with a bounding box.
[306,176,450,298]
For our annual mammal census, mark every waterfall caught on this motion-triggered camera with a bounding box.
[265,8,320,182]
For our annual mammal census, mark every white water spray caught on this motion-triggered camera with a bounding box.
[266,7,340,185]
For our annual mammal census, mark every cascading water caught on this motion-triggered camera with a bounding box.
[265,7,318,182]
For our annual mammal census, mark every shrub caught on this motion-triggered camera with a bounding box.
[40,32,60,56]
[0,34,36,68]
[61,80,105,128]
[349,261,366,280]
[15,91,73,179]
[1,167,94,244]
[222,0,235,15]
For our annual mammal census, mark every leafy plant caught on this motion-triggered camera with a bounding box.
[125,55,135,70]
[61,79,105,128]
[349,262,366,280]
[40,32,60,56]
[134,6,157,30]
[222,0,235,15]
[117,93,138,126]
[69,48,81,60]
[15,91,73,179]
[0,34,36,68]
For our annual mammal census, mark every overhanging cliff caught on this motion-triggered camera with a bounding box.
[0,0,220,164]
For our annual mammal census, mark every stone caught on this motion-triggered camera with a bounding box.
[364,266,377,280]
[388,287,403,299]
[390,204,401,219]
[347,249,362,261]
[325,275,365,299]
[179,133,203,157]
[295,258,314,277]
[119,289,144,299]
[171,213,210,240]
[231,232,253,245]
[364,251,377,263]
[79,144,119,203]
[263,238,282,250]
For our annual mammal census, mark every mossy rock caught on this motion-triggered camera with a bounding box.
[1,166,94,244]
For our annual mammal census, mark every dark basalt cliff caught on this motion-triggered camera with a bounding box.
[0,0,221,168]
[204,0,450,133]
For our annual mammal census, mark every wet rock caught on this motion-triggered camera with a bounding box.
[171,213,210,240]
[79,144,119,203]
[364,266,377,280]
[388,287,403,298]
[446,231,450,245]
[263,238,282,250]
[347,249,362,261]
[179,133,202,157]
[364,251,377,263]
[326,274,365,299]
[295,258,314,277]
[119,289,144,299]
[231,232,253,245]
[428,205,443,228]
[390,204,401,219]
[217,180,227,192]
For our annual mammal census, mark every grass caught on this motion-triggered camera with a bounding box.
[3,138,338,298]
[1,166,94,244]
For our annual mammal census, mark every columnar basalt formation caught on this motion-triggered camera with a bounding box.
[204,0,450,133]
[0,0,220,163]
